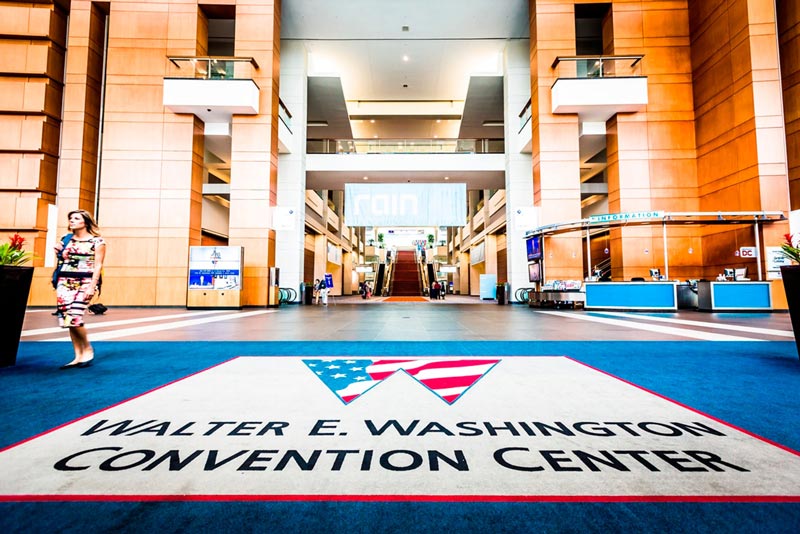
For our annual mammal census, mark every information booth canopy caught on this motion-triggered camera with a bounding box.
[523,211,786,311]
[524,211,786,282]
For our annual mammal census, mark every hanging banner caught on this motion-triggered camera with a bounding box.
[345,183,466,226]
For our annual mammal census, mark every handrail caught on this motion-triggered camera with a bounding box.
[518,98,532,134]
[169,55,259,69]
[307,138,504,155]
[278,98,292,133]
[383,259,394,296]
[551,54,643,70]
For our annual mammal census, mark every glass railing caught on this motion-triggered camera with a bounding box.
[551,55,644,79]
[167,56,259,80]
[307,138,504,154]
[518,98,532,133]
[278,98,292,133]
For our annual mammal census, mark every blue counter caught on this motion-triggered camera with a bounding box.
[697,281,772,311]
[585,281,677,311]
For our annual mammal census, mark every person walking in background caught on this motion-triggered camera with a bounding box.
[54,209,106,369]
[318,278,329,306]
[313,278,321,305]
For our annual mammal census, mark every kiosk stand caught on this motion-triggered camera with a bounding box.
[187,246,243,309]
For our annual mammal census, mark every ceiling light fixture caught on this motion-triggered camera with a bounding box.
[402,55,409,62]
[370,119,375,123]
[444,176,449,180]
[308,121,328,127]
[482,120,504,127]
[363,176,369,180]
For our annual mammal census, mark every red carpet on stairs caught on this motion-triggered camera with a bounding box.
[391,250,422,296]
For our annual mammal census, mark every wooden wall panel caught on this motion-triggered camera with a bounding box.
[778,0,800,210]
[604,1,699,280]
[0,1,67,279]
[228,0,281,305]
[689,0,790,276]
[529,0,582,281]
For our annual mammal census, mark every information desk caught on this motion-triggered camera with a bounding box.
[697,281,772,311]
[584,281,678,311]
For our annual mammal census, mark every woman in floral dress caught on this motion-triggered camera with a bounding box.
[55,209,106,369]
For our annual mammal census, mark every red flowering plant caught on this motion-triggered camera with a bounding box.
[0,233,34,266]
[781,233,800,264]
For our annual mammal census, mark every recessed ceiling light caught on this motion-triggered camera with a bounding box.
[370,119,375,123]
[402,55,409,62]
[436,119,441,123]
[444,176,449,180]
[363,176,369,180]
[434,135,438,138]
[373,135,378,138]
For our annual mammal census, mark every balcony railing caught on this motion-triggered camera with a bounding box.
[551,55,643,80]
[167,56,259,80]
[307,138,504,155]
[518,98,532,134]
[278,98,292,133]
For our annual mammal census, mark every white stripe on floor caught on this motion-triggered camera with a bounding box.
[594,311,795,338]
[36,310,276,341]
[22,309,231,337]
[535,310,763,341]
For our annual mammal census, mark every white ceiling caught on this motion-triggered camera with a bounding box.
[283,0,529,103]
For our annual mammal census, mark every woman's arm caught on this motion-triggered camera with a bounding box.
[86,241,106,298]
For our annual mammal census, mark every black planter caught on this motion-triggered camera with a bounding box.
[0,266,34,367]
[781,265,800,359]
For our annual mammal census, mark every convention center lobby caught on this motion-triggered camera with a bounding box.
[2,0,800,532]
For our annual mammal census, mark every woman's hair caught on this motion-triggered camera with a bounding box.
[68,209,100,236]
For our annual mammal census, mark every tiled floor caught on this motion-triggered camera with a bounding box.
[21,296,795,343]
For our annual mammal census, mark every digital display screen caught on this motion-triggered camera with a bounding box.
[526,236,542,261]
[528,262,541,283]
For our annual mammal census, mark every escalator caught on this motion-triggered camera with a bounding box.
[375,264,385,295]
[390,250,423,296]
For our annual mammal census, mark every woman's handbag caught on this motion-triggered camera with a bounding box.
[51,233,73,289]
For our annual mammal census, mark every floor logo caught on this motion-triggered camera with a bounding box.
[1,356,799,501]
[303,358,500,404]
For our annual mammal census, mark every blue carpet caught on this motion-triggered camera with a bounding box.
[1,340,799,532]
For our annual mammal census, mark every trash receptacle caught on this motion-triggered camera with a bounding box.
[303,284,314,305]
[496,283,506,305]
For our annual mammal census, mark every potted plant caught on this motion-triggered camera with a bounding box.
[427,234,435,247]
[0,233,35,367]
[779,233,800,359]
[377,233,384,248]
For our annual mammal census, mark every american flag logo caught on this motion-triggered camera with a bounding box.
[302,358,500,405]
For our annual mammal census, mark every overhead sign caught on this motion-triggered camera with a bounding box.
[345,183,466,227]
[589,211,664,224]
[2,357,799,500]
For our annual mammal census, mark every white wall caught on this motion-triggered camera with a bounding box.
[503,39,534,301]
[275,41,309,299]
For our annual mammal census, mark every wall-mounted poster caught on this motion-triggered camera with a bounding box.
[188,246,243,290]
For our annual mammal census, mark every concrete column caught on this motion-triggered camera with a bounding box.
[276,41,308,301]
[503,39,534,301]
